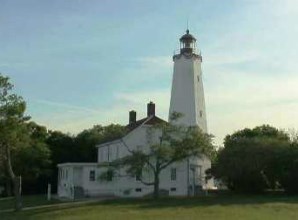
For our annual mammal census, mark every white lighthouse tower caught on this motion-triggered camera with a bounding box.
[169,29,207,132]
[169,30,212,195]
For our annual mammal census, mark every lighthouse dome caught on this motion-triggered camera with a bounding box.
[180,29,196,42]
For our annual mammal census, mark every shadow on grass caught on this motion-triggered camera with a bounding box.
[0,195,63,211]
[1,202,95,220]
[4,193,298,220]
[99,193,298,209]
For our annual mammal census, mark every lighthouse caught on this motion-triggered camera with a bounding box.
[57,30,213,199]
[169,29,207,132]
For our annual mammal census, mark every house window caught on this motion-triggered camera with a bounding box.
[170,187,177,192]
[171,168,177,181]
[197,75,200,82]
[136,169,142,181]
[65,170,68,179]
[135,188,142,192]
[200,110,203,117]
[107,169,113,181]
[89,170,95,182]
[105,148,108,161]
[198,166,202,179]
[100,148,103,162]
[117,145,120,159]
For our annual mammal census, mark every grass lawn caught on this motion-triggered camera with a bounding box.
[2,194,298,220]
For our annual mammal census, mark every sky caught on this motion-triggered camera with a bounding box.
[0,0,298,145]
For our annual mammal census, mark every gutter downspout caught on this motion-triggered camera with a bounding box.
[187,158,190,196]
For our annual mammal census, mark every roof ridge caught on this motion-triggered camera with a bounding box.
[141,115,154,125]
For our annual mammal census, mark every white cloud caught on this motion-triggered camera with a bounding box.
[133,56,172,69]
[115,89,170,120]
[204,50,260,67]
[260,0,298,15]
[205,70,298,145]
[34,99,101,114]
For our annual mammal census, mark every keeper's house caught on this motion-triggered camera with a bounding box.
[58,102,212,199]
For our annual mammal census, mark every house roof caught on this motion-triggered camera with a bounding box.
[126,115,166,131]
[96,115,167,148]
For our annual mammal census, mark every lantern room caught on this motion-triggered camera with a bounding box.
[179,29,197,54]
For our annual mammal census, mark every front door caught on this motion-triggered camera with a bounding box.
[189,165,202,196]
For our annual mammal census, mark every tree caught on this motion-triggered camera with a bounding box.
[46,124,127,193]
[0,74,30,210]
[0,155,11,196]
[46,131,75,192]
[106,117,214,199]
[211,125,290,193]
[274,139,298,194]
[74,124,127,162]
[47,131,75,164]
[12,122,52,194]
[224,125,289,147]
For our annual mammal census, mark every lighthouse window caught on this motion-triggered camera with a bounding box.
[197,75,200,82]
[200,111,203,117]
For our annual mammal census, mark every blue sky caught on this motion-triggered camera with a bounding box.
[1,0,298,144]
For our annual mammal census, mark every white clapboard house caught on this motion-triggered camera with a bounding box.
[57,30,213,199]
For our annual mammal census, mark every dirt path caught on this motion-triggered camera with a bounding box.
[0,197,111,213]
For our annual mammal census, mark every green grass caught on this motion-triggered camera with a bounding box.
[0,195,62,211]
[2,194,298,220]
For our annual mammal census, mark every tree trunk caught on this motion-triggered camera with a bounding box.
[5,145,22,211]
[153,172,160,199]
[5,178,12,197]
[13,176,22,211]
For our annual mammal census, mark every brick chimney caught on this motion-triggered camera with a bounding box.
[129,110,137,124]
[147,101,155,117]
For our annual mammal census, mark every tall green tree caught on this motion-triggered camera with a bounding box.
[46,131,75,192]
[0,74,30,210]
[13,122,51,194]
[211,125,290,193]
[106,117,214,199]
